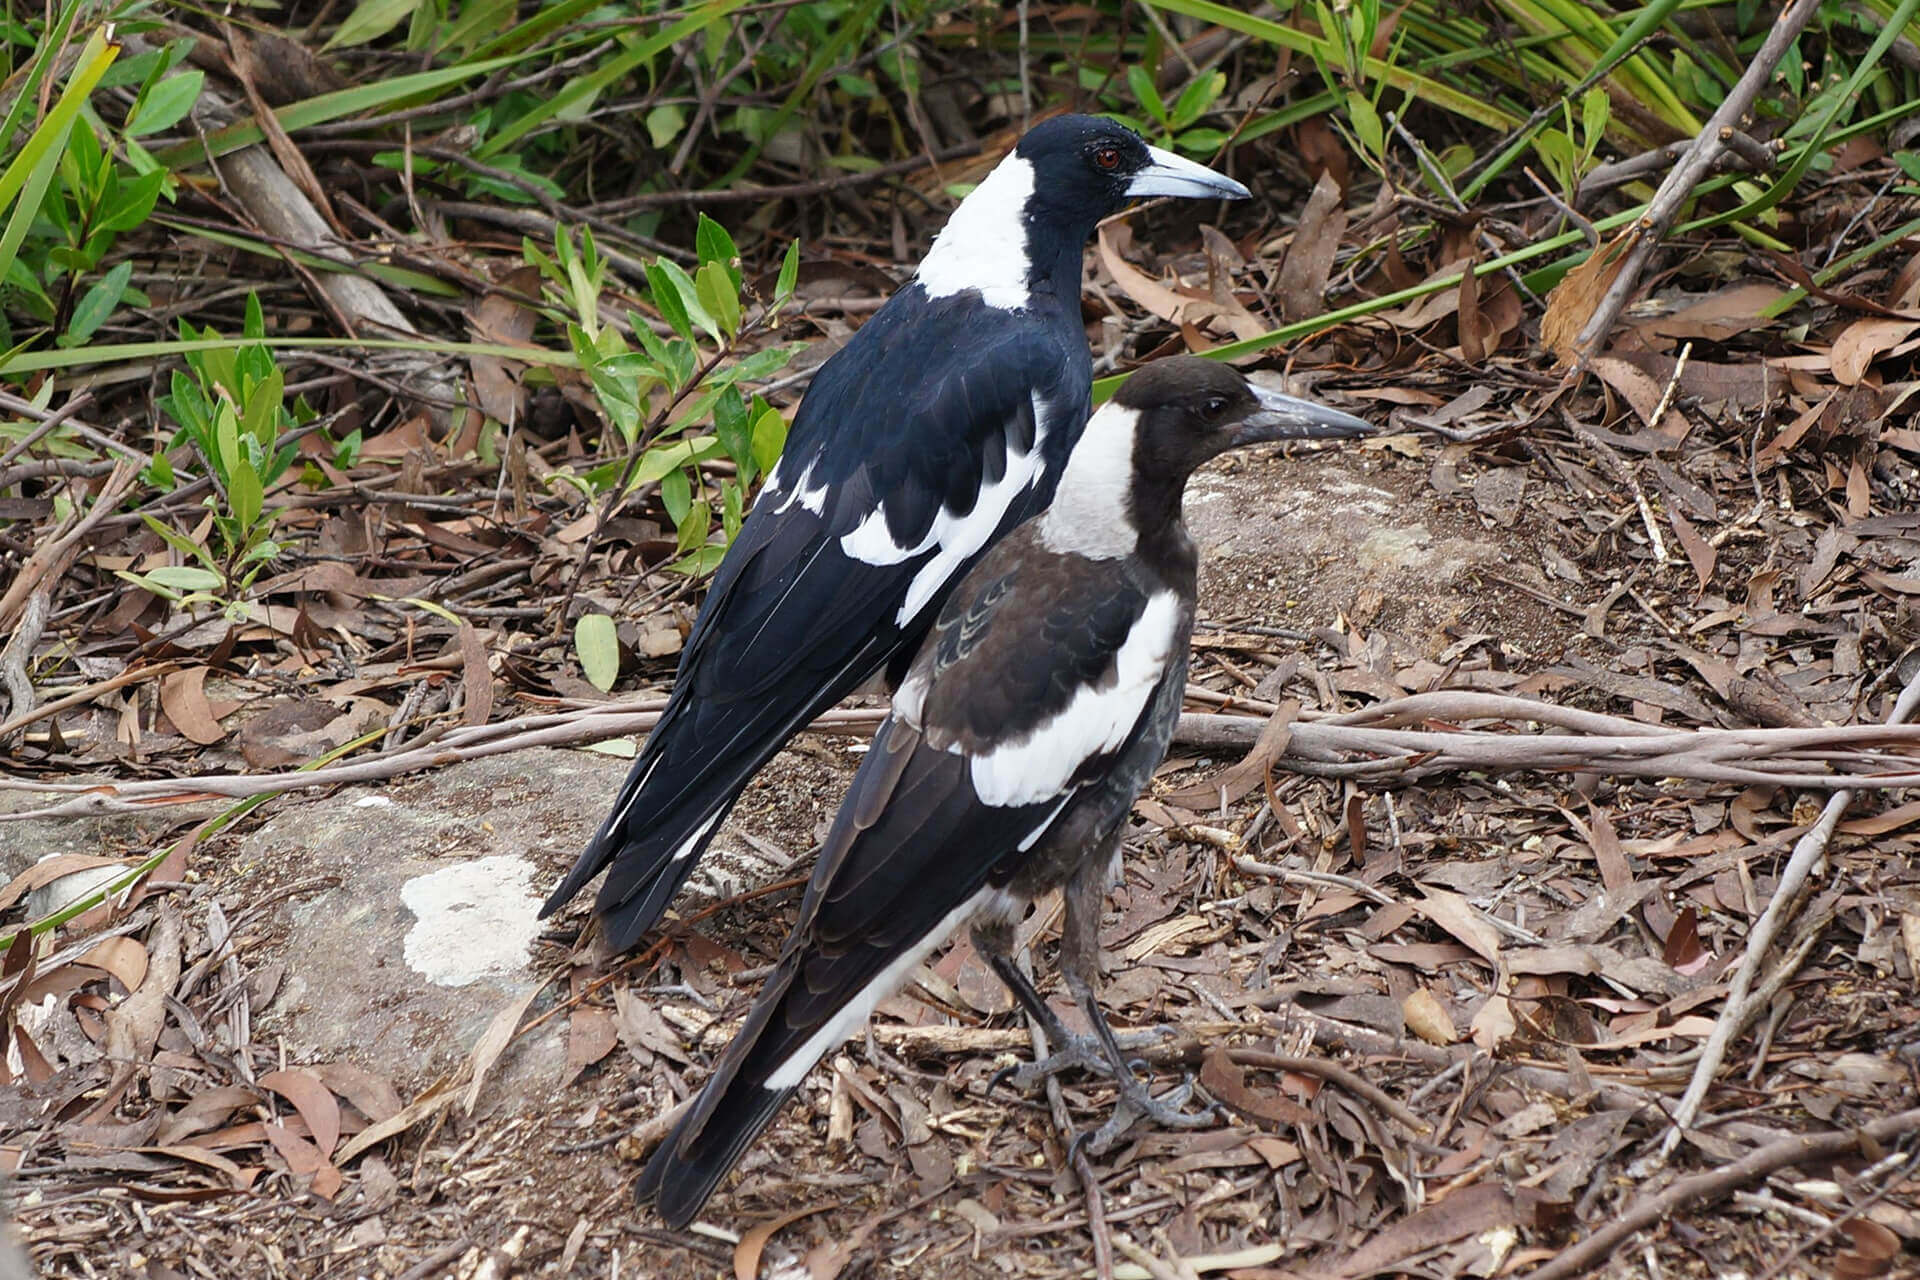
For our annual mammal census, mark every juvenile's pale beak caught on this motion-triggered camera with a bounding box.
[1230,384,1374,445]
[1126,144,1251,200]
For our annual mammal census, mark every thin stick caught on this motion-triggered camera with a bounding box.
[1658,664,1920,1156]
[1570,0,1822,359]
[1528,1107,1920,1280]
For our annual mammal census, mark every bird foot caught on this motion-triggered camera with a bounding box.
[990,1027,1217,1156]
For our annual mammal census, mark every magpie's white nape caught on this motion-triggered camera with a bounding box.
[635,356,1371,1228]
[543,116,1254,957]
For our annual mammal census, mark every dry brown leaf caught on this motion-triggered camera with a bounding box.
[1198,1048,1314,1128]
[259,1068,342,1157]
[1836,1218,1903,1278]
[335,1078,459,1164]
[136,1143,255,1190]
[160,666,226,745]
[310,1062,404,1124]
[1639,283,1790,342]
[457,622,494,727]
[1668,508,1715,593]
[734,1203,832,1280]
[564,1006,620,1085]
[263,1120,342,1200]
[1830,317,1920,385]
[0,854,131,911]
[1278,171,1345,323]
[74,936,147,993]
[1402,987,1456,1045]
[1164,700,1297,808]
[1469,993,1516,1053]
[1412,888,1502,969]
[1332,1183,1521,1277]
[463,986,540,1115]
[1589,356,1683,437]
[1540,230,1634,364]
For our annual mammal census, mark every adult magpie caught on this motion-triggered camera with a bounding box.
[636,356,1373,1226]
[544,117,1250,951]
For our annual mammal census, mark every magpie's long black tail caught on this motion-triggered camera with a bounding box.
[539,676,846,952]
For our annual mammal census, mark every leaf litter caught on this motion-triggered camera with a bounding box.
[5,21,1920,1280]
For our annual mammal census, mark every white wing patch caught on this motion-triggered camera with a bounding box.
[914,155,1035,312]
[762,457,827,516]
[968,591,1181,808]
[840,394,1053,626]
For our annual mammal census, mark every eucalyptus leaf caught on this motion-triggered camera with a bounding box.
[574,613,621,692]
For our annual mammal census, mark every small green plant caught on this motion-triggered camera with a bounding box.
[122,294,312,613]
[1124,65,1230,155]
[0,32,199,351]
[527,216,800,574]
[1533,87,1611,203]
[1305,0,1404,177]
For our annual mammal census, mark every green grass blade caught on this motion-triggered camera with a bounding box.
[1137,0,1521,132]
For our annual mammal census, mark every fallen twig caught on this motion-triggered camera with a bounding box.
[9,690,1920,819]
[1527,1107,1920,1280]
[1658,665,1920,1156]
[1570,0,1821,359]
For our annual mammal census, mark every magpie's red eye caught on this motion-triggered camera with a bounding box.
[1092,146,1121,171]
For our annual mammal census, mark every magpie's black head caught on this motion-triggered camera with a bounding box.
[1119,356,1373,481]
[1040,357,1370,560]
[1015,115,1250,237]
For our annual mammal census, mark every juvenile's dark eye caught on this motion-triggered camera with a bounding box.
[1092,145,1121,171]
[1203,396,1229,418]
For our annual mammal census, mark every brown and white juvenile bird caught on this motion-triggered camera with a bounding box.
[637,357,1372,1226]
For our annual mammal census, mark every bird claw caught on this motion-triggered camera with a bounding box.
[992,1028,1218,1157]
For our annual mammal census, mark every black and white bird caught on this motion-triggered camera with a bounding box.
[636,356,1373,1227]
[543,117,1251,951]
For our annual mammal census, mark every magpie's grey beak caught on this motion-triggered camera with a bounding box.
[1126,144,1250,200]
[1231,384,1374,445]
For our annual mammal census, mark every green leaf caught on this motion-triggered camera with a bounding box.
[645,103,686,150]
[713,385,752,479]
[660,466,692,527]
[96,168,166,233]
[750,405,787,477]
[574,613,620,692]
[646,262,695,343]
[695,261,740,338]
[1580,87,1611,149]
[1345,92,1384,161]
[774,238,800,307]
[675,498,711,552]
[695,213,741,290]
[656,259,718,340]
[126,70,204,137]
[1128,65,1167,124]
[668,543,728,576]
[1170,71,1225,131]
[229,457,263,533]
[64,260,131,343]
[327,0,424,49]
[139,565,225,592]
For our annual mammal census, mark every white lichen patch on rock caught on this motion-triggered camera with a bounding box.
[399,855,543,987]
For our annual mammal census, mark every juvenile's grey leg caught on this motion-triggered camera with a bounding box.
[1000,841,1217,1151]
[971,917,1074,1049]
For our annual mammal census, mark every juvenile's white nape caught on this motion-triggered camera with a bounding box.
[1036,402,1140,560]
[914,154,1036,311]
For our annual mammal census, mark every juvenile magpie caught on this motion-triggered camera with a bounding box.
[544,117,1251,951]
[636,356,1373,1226]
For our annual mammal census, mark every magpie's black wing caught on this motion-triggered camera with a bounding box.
[543,290,1092,951]
[637,533,1186,1226]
